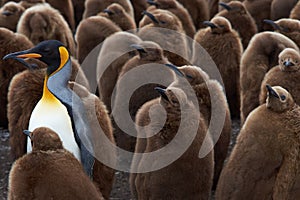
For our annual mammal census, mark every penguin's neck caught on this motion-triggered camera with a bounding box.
[46,59,73,103]
[41,75,60,103]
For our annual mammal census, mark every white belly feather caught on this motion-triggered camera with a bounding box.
[27,99,81,161]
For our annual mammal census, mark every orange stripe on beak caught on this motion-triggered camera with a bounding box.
[17,53,42,59]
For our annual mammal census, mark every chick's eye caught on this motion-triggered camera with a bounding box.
[281,95,286,101]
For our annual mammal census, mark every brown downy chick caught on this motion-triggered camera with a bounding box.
[193,16,242,118]
[0,27,33,128]
[146,0,196,38]
[176,65,231,189]
[46,0,76,32]
[217,1,257,49]
[130,0,148,25]
[260,48,300,105]
[0,1,25,32]
[216,85,300,200]
[270,0,298,21]
[240,31,299,124]
[243,0,273,31]
[97,32,142,113]
[112,41,175,152]
[75,16,121,64]
[19,0,44,8]
[133,85,213,199]
[290,0,300,20]
[138,9,190,66]
[99,3,136,31]
[83,0,134,20]
[8,127,104,200]
[264,18,300,47]
[16,3,76,56]
[177,0,209,30]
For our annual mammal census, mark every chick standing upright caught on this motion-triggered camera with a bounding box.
[193,16,242,118]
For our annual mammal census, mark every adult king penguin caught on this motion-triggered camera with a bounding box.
[3,40,94,177]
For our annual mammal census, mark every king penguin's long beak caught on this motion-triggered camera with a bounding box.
[266,85,279,99]
[219,2,232,11]
[142,10,159,24]
[3,49,41,69]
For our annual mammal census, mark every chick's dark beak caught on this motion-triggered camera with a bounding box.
[263,19,282,31]
[203,21,217,29]
[155,87,169,102]
[165,63,184,77]
[130,44,147,53]
[2,10,13,16]
[142,10,159,24]
[103,9,114,15]
[147,0,159,6]
[219,2,232,11]
[283,61,295,67]
[3,49,41,69]
[266,85,279,99]
[23,130,32,139]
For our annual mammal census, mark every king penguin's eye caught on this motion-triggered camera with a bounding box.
[43,48,51,53]
[281,95,286,101]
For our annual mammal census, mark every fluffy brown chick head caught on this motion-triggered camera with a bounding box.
[0,2,25,30]
[147,0,177,9]
[131,41,164,61]
[155,86,190,109]
[177,65,209,86]
[19,0,45,9]
[24,127,64,151]
[101,3,126,18]
[278,48,300,72]
[266,85,294,112]
[1,2,25,17]
[203,16,232,34]
[264,18,300,34]
[141,9,183,31]
[219,1,247,15]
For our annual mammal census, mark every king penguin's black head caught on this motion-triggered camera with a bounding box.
[3,40,69,76]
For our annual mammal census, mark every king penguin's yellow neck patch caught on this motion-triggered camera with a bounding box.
[41,46,70,103]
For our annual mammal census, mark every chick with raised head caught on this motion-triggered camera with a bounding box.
[240,31,299,124]
[146,0,196,38]
[138,9,190,66]
[217,1,257,49]
[216,85,300,200]
[260,48,300,105]
[99,3,136,31]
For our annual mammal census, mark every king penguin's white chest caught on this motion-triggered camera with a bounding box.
[28,97,81,161]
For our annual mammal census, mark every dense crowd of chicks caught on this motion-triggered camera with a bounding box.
[0,0,300,199]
